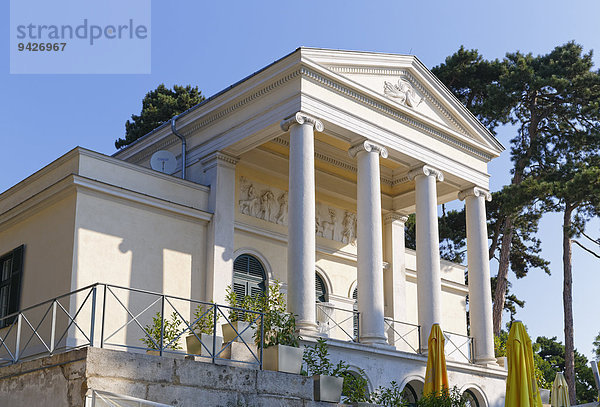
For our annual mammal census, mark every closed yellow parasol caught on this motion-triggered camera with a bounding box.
[550,372,569,407]
[423,323,449,396]
[505,321,542,407]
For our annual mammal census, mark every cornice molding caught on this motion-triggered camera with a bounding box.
[383,212,409,224]
[280,112,324,132]
[348,140,388,159]
[200,151,240,171]
[126,63,494,167]
[408,165,444,182]
[458,187,492,202]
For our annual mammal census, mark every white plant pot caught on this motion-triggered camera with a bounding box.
[313,374,344,403]
[221,321,255,344]
[539,388,550,404]
[263,344,303,374]
[186,333,223,357]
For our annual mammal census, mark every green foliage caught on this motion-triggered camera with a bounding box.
[431,46,510,133]
[494,331,508,358]
[224,286,258,323]
[140,311,182,350]
[253,282,301,348]
[416,387,468,407]
[534,336,598,404]
[593,332,600,359]
[369,381,408,406]
[191,304,219,335]
[341,368,371,403]
[302,337,349,377]
[116,84,205,149]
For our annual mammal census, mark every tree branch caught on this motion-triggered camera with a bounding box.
[572,239,600,259]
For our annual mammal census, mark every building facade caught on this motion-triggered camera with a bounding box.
[0,48,507,405]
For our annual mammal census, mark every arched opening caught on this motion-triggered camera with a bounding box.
[464,389,482,407]
[341,370,370,401]
[233,254,267,299]
[315,272,328,303]
[402,380,423,406]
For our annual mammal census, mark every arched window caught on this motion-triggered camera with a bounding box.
[402,383,418,406]
[464,389,481,407]
[315,273,327,302]
[352,287,358,340]
[233,254,266,300]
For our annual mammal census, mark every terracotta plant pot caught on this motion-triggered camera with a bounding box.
[186,333,223,357]
[263,344,303,374]
[313,374,344,403]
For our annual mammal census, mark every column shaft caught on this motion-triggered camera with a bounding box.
[352,141,388,345]
[411,166,443,351]
[462,188,496,365]
[282,113,322,334]
[384,214,408,347]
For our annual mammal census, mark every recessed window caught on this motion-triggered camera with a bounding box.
[233,254,266,300]
[0,245,24,328]
[315,273,327,303]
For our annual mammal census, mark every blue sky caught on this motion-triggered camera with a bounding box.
[2,1,599,358]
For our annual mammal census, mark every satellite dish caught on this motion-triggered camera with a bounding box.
[150,150,177,174]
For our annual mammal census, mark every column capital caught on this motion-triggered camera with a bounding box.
[348,140,388,159]
[201,151,239,171]
[280,112,324,132]
[384,212,409,225]
[458,187,492,202]
[408,165,444,182]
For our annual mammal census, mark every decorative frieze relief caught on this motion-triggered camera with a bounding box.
[238,176,357,245]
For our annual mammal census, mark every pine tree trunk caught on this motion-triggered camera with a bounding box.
[493,217,514,336]
[563,206,576,404]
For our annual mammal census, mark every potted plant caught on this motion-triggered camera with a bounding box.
[303,337,348,402]
[416,387,468,406]
[368,381,406,407]
[257,281,303,374]
[140,311,183,355]
[221,287,258,344]
[185,304,223,357]
[342,368,381,406]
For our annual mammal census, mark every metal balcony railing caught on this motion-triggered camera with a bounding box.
[443,331,473,363]
[384,318,421,353]
[315,302,359,343]
[0,283,264,368]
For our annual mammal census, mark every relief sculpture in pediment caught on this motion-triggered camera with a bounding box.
[383,77,423,108]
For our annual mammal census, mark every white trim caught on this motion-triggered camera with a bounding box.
[314,265,333,301]
[459,383,490,407]
[232,248,274,283]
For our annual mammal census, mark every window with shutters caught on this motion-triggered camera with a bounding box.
[0,245,24,328]
[232,254,266,301]
[315,273,327,303]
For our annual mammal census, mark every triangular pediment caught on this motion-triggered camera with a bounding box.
[299,48,504,156]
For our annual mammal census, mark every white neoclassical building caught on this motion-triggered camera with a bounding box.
[0,48,507,405]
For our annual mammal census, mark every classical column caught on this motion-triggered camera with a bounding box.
[383,213,409,345]
[349,140,388,345]
[280,112,323,335]
[202,151,239,305]
[459,187,496,365]
[408,165,444,351]
[383,212,409,321]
